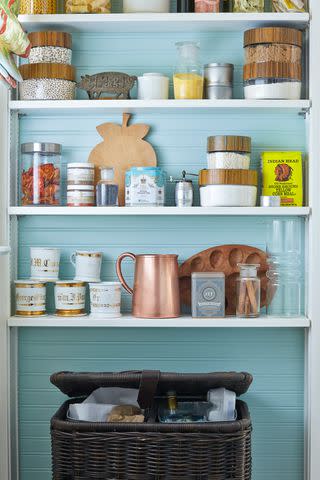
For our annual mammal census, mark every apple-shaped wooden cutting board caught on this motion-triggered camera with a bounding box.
[89,113,157,206]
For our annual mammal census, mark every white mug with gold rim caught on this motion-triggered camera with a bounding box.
[70,250,102,282]
[30,247,60,281]
[55,281,87,316]
[89,282,122,318]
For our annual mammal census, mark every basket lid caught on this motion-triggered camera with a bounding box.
[19,63,76,81]
[243,61,302,81]
[199,169,258,187]
[244,27,303,47]
[207,135,251,153]
[50,370,253,398]
[28,31,72,49]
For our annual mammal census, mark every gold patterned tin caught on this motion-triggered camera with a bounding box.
[15,280,47,316]
[54,280,87,316]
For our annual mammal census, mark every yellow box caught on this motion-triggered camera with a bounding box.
[261,151,303,207]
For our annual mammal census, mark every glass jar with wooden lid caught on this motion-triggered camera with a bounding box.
[28,32,72,65]
[19,63,76,100]
[199,169,258,207]
[65,0,111,13]
[207,135,251,170]
[20,0,57,14]
[243,62,302,99]
[244,27,303,64]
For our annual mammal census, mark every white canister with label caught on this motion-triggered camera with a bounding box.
[15,280,47,316]
[71,251,102,282]
[55,281,87,316]
[30,247,60,281]
[89,282,122,318]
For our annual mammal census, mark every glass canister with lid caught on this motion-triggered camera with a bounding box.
[19,63,76,100]
[20,142,61,206]
[207,135,251,170]
[233,0,264,12]
[243,62,302,99]
[19,0,56,14]
[66,0,111,13]
[173,41,204,100]
[244,27,303,65]
[28,31,72,65]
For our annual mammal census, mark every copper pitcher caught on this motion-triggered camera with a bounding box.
[116,253,180,318]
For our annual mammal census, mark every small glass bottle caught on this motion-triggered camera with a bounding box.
[173,41,204,100]
[177,0,195,11]
[236,264,260,318]
[96,167,119,207]
[233,0,264,12]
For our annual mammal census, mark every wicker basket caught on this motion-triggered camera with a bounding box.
[51,370,253,480]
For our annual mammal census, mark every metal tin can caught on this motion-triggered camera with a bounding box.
[67,163,95,186]
[67,185,95,206]
[204,63,234,84]
[15,280,46,316]
[125,167,166,207]
[54,281,87,316]
[175,179,194,207]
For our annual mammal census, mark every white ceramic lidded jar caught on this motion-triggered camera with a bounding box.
[123,0,170,13]
[15,280,47,316]
[137,73,170,100]
[199,169,258,207]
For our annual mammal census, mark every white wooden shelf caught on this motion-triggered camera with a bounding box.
[10,99,311,116]
[8,314,311,328]
[18,13,310,33]
[8,206,311,216]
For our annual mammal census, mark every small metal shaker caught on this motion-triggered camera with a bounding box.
[170,171,194,207]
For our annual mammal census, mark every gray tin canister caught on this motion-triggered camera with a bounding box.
[204,63,234,99]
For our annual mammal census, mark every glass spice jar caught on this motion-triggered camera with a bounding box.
[20,143,61,206]
[20,0,57,14]
[236,264,260,318]
[233,0,264,12]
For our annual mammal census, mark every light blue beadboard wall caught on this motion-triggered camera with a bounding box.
[17,20,307,480]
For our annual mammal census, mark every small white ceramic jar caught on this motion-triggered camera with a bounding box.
[123,0,170,12]
[89,282,122,318]
[137,73,170,100]
[71,251,103,283]
[30,247,60,281]
[54,281,87,316]
[67,185,95,206]
[67,163,95,186]
[15,280,46,316]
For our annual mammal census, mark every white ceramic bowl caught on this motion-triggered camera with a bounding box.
[200,185,257,207]
[123,0,170,13]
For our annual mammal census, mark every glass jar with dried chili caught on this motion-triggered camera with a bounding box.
[20,143,61,206]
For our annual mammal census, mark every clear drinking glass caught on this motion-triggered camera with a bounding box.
[266,218,304,317]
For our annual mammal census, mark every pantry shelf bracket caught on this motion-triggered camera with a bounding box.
[299,106,311,119]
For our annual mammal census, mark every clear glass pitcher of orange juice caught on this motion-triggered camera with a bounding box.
[174,41,204,99]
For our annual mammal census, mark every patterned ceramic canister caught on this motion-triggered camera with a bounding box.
[55,281,87,316]
[71,251,102,282]
[30,247,60,281]
[15,280,46,316]
[89,282,122,318]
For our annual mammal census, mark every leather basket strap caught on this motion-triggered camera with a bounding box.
[137,370,161,409]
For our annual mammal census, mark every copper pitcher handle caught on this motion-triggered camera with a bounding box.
[116,252,136,295]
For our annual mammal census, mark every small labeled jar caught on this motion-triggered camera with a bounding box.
[20,0,56,14]
[67,185,95,206]
[54,281,86,316]
[233,0,264,12]
[236,264,260,318]
[243,62,302,100]
[20,142,61,206]
[66,0,111,13]
[19,63,76,100]
[67,163,95,186]
[244,27,302,65]
[207,135,251,170]
[28,32,72,65]
[15,280,46,317]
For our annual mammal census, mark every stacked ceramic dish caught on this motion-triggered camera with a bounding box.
[199,135,258,207]
[243,27,303,100]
